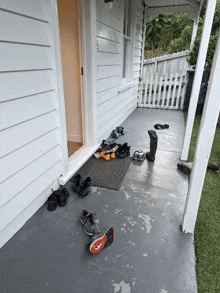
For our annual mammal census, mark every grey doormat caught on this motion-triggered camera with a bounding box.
[75,155,132,190]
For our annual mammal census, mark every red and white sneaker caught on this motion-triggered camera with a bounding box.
[88,227,115,254]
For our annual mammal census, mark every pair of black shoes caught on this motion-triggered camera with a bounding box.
[71,174,92,196]
[115,143,130,159]
[47,187,70,211]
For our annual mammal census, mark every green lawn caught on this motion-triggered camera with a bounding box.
[184,112,220,292]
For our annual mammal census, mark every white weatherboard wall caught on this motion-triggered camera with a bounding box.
[0,0,65,248]
[96,0,145,142]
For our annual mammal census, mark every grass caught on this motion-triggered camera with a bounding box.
[184,112,220,292]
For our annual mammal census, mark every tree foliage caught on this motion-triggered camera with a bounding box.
[145,0,220,67]
[187,0,220,70]
[145,13,193,57]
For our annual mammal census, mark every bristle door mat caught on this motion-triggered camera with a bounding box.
[75,156,132,190]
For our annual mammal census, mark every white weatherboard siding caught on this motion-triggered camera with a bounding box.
[0,0,64,248]
[96,0,145,142]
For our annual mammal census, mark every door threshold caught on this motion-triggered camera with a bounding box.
[59,144,100,185]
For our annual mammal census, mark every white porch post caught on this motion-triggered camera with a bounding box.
[141,12,147,76]
[190,0,204,51]
[182,30,220,234]
[180,0,216,161]
[190,18,199,51]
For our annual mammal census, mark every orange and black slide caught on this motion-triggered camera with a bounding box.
[89,227,115,254]
[100,151,111,161]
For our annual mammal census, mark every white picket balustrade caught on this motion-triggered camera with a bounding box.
[138,71,187,110]
[138,50,190,110]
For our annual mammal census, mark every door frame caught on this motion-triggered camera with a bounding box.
[51,0,99,184]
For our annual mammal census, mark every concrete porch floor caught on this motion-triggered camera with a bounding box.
[0,108,197,293]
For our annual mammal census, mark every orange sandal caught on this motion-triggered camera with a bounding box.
[100,151,110,161]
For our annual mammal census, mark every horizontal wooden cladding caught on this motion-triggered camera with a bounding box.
[136,33,143,42]
[97,0,122,20]
[0,70,53,103]
[0,111,59,158]
[133,63,141,72]
[97,37,119,54]
[0,160,62,232]
[0,91,57,131]
[0,146,61,208]
[96,76,120,93]
[96,4,121,32]
[97,65,120,80]
[136,9,144,21]
[133,71,140,80]
[98,96,137,138]
[134,56,142,64]
[135,48,142,57]
[0,129,60,183]
[0,178,59,248]
[97,87,135,129]
[136,23,143,34]
[98,100,136,143]
[0,10,51,46]
[97,86,135,117]
[97,85,118,105]
[96,52,120,66]
[97,22,120,43]
[0,0,50,22]
[135,40,142,49]
[0,43,53,71]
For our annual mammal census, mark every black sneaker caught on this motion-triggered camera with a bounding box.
[116,143,130,159]
[47,194,58,211]
[116,127,125,135]
[52,189,67,207]
[71,174,82,193]
[57,186,70,198]
[88,227,115,254]
[78,177,92,196]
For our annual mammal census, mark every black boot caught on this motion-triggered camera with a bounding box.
[207,162,219,171]
[146,130,158,162]
[71,174,82,193]
[78,177,92,196]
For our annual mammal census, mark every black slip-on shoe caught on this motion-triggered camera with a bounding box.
[116,146,131,159]
[57,186,70,198]
[47,194,58,211]
[71,174,82,193]
[207,162,219,171]
[177,163,191,175]
[52,189,68,207]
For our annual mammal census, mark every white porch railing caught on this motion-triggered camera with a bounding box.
[138,72,187,110]
[139,50,191,110]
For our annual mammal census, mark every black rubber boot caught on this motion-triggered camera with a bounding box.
[207,162,219,171]
[146,130,158,162]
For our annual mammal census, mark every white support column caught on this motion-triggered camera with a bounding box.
[180,0,216,161]
[141,12,148,76]
[182,30,220,234]
[190,18,199,51]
